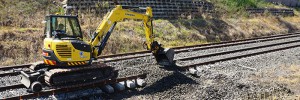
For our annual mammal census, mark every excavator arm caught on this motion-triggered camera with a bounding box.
[89,5,174,66]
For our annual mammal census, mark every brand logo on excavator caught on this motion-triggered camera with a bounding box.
[80,51,86,58]
[125,13,135,16]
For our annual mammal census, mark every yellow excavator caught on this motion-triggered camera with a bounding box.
[20,5,174,92]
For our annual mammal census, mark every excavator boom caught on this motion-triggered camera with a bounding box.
[90,5,174,66]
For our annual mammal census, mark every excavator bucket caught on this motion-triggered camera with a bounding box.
[154,48,175,66]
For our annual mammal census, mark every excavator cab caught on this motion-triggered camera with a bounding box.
[42,15,92,67]
[46,15,83,39]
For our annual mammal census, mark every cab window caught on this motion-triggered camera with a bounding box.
[51,16,82,38]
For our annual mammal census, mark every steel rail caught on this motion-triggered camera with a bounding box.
[0,84,24,91]
[0,33,299,99]
[0,72,21,77]
[172,32,300,50]
[0,64,31,71]
[3,35,298,81]
[180,44,300,70]
[1,33,299,73]
[0,70,31,77]
[174,33,300,53]
[2,42,298,99]
[101,33,300,62]
[175,39,300,61]
[100,32,300,61]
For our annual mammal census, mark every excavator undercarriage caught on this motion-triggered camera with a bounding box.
[21,62,116,92]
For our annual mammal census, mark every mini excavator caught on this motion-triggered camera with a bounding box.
[20,5,174,92]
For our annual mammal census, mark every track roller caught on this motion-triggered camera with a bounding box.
[101,85,114,93]
[112,83,126,91]
[31,81,42,92]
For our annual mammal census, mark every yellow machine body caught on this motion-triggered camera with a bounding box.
[42,15,92,66]
[20,5,174,92]
[42,5,174,67]
[43,38,91,66]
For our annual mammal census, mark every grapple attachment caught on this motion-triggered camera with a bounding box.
[151,41,175,66]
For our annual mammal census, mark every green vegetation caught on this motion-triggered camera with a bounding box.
[209,0,274,16]
[0,0,60,27]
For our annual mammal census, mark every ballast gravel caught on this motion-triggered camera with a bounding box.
[107,47,300,100]
[0,75,21,87]
[0,35,300,99]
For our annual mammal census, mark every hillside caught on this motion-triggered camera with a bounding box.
[1,0,300,66]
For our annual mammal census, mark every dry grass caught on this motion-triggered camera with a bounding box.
[2,15,300,66]
[0,27,43,66]
[1,1,300,66]
[224,16,300,39]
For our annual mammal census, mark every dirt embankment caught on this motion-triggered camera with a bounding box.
[1,16,300,66]
[0,28,43,65]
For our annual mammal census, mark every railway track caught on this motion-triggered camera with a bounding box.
[0,32,300,99]
[2,32,298,77]
[100,32,300,62]
[179,40,300,75]
[0,32,299,71]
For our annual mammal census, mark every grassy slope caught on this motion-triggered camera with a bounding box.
[1,0,300,66]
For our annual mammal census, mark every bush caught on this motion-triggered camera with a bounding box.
[0,0,57,27]
[211,0,271,16]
